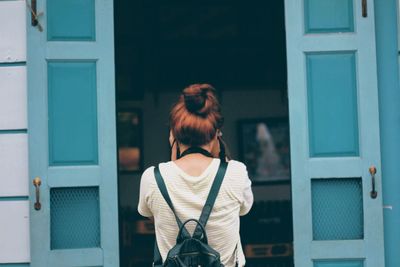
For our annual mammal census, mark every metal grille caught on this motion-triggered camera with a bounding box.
[314,259,364,267]
[50,187,100,249]
[312,178,363,240]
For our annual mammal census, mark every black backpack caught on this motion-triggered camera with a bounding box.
[153,161,229,267]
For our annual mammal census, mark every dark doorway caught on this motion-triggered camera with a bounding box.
[114,0,293,266]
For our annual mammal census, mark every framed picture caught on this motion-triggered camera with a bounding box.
[238,117,291,184]
[117,107,143,173]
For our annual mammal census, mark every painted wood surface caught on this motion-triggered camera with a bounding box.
[0,66,27,130]
[304,0,354,33]
[0,0,26,62]
[48,61,98,166]
[0,264,29,267]
[375,1,400,267]
[285,0,385,266]
[306,52,359,157]
[27,0,119,266]
[0,201,30,263]
[47,0,95,41]
[0,134,28,197]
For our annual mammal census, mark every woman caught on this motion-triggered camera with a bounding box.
[138,84,254,266]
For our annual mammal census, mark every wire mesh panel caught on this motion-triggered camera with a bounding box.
[314,259,363,267]
[312,178,363,240]
[50,187,100,249]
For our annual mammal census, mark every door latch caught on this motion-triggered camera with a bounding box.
[369,166,377,199]
[33,177,42,210]
[26,0,43,32]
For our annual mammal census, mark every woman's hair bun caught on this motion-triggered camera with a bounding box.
[183,84,213,116]
[170,83,223,146]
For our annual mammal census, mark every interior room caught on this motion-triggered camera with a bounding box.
[114,0,293,266]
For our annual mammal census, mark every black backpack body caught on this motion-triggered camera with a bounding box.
[162,218,222,267]
[153,161,229,267]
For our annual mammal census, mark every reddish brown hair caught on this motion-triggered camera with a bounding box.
[170,84,224,147]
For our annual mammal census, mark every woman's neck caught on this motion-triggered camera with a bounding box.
[174,144,215,176]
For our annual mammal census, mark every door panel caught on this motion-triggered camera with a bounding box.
[306,52,359,157]
[27,0,119,266]
[284,0,385,266]
[46,0,95,41]
[48,61,98,165]
[304,0,355,33]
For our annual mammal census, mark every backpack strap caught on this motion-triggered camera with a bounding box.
[153,161,227,264]
[154,166,191,238]
[153,166,191,266]
[153,240,162,267]
[192,160,228,239]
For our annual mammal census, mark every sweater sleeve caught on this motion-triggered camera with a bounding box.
[238,163,254,216]
[225,160,254,216]
[138,166,155,217]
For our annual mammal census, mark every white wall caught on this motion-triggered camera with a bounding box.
[0,0,30,263]
[118,88,291,210]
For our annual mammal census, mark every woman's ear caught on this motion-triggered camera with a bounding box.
[210,132,220,158]
[169,131,178,161]
[169,130,175,146]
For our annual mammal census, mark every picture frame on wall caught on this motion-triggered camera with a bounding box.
[238,117,291,184]
[117,107,143,173]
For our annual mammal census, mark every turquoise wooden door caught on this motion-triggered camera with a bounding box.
[285,1,385,267]
[27,0,119,266]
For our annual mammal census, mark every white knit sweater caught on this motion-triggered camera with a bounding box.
[138,158,254,267]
